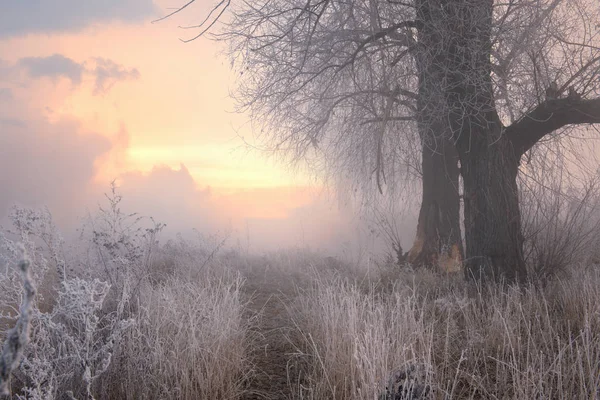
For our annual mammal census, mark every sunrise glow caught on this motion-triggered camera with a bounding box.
[0,1,308,215]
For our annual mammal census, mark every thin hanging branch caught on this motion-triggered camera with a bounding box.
[152,0,232,42]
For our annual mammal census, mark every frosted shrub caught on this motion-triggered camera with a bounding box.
[2,207,63,272]
[0,206,133,399]
[521,178,600,279]
[0,250,35,396]
[18,277,133,400]
[77,182,165,308]
[158,230,231,281]
[1,189,250,399]
[0,207,63,319]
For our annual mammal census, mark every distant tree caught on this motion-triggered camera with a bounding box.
[164,0,600,282]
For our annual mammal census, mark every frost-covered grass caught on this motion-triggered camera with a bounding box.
[3,183,600,399]
[288,266,600,399]
[0,187,251,400]
[98,273,249,399]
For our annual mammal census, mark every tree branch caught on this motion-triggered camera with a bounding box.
[507,97,600,156]
[338,20,421,71]
[152,0,197,23]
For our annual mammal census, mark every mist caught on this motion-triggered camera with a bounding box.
[4,2,600,400]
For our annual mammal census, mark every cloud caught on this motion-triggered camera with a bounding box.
[0,1,158,38]
[0,88,13,101]
[0,59,13,80]
[12,55,140,94]
[18,54,85,85]
[0,112,221,237]
[0,118,25,127]
[92,58,140,94]
[113,169,387,255]
[0,117,112,224]
[116,165,222,234]
[0,112,396,255]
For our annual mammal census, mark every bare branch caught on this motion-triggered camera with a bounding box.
[153,0,232,42]
[181,1,231,42]
[508,97,600,156]
[152,0,198,24]
[338,20,420,71]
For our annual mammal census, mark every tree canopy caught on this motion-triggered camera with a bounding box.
[167,0,600,281]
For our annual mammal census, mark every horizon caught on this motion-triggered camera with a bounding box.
[0,1,416,256]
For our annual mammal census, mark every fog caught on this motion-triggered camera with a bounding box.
[0,1,419,262]
[0,94,417,258]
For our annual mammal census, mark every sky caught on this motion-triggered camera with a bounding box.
[0,1,415,255]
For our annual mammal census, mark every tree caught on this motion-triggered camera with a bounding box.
[420,0,600,281]
[164,0,600,282]
[208,0,464,271]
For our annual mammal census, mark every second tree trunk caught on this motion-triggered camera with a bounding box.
[408,139,463,272]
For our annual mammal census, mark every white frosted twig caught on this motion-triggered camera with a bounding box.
[0,248,36,396]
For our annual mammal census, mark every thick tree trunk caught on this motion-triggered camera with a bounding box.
[410,0,600,282]
[408,138,463,273]
[417,0,528,282]
[409,1,463,272]
[447,0,527,282]
[459,134,527,282]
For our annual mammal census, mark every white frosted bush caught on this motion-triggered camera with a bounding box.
[1,187,249,400]
[0,206,134,399]
[78,182,164,288]
[0,250,36,396]
[18,277,133,400]
[0,207,62,321]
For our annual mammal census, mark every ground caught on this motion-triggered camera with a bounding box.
[241,265,302,399]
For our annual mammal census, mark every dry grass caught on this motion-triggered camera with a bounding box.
[98,273,251,400]
[288,265,600,399]
[1,198,253,400]
[4,236,600,399]
[3,191,600,399]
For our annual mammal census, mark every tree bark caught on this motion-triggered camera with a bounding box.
[408,135,463,273]
[412,0,600,282]
[459,132,527,282]
[448,0,529,282]
[507,97,600,155]
[422,0,529,282]
[408,0,464,272]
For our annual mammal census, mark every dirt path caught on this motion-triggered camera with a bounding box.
[241,269,301,400]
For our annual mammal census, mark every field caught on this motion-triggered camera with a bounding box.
[1,199,600,400]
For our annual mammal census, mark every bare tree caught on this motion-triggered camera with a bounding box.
[432,0,600,281]
[173,0,465,271]
[161,0,600,282]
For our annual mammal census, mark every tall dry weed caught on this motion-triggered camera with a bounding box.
[291,267,600,399]
[99,274,251,399]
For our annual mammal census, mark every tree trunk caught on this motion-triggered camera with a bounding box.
[408,138,463,273]
[409,1,464,272]
[419,0,528,282]
[459,133,527,282]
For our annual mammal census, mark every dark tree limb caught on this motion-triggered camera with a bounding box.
[507,97,600,156]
